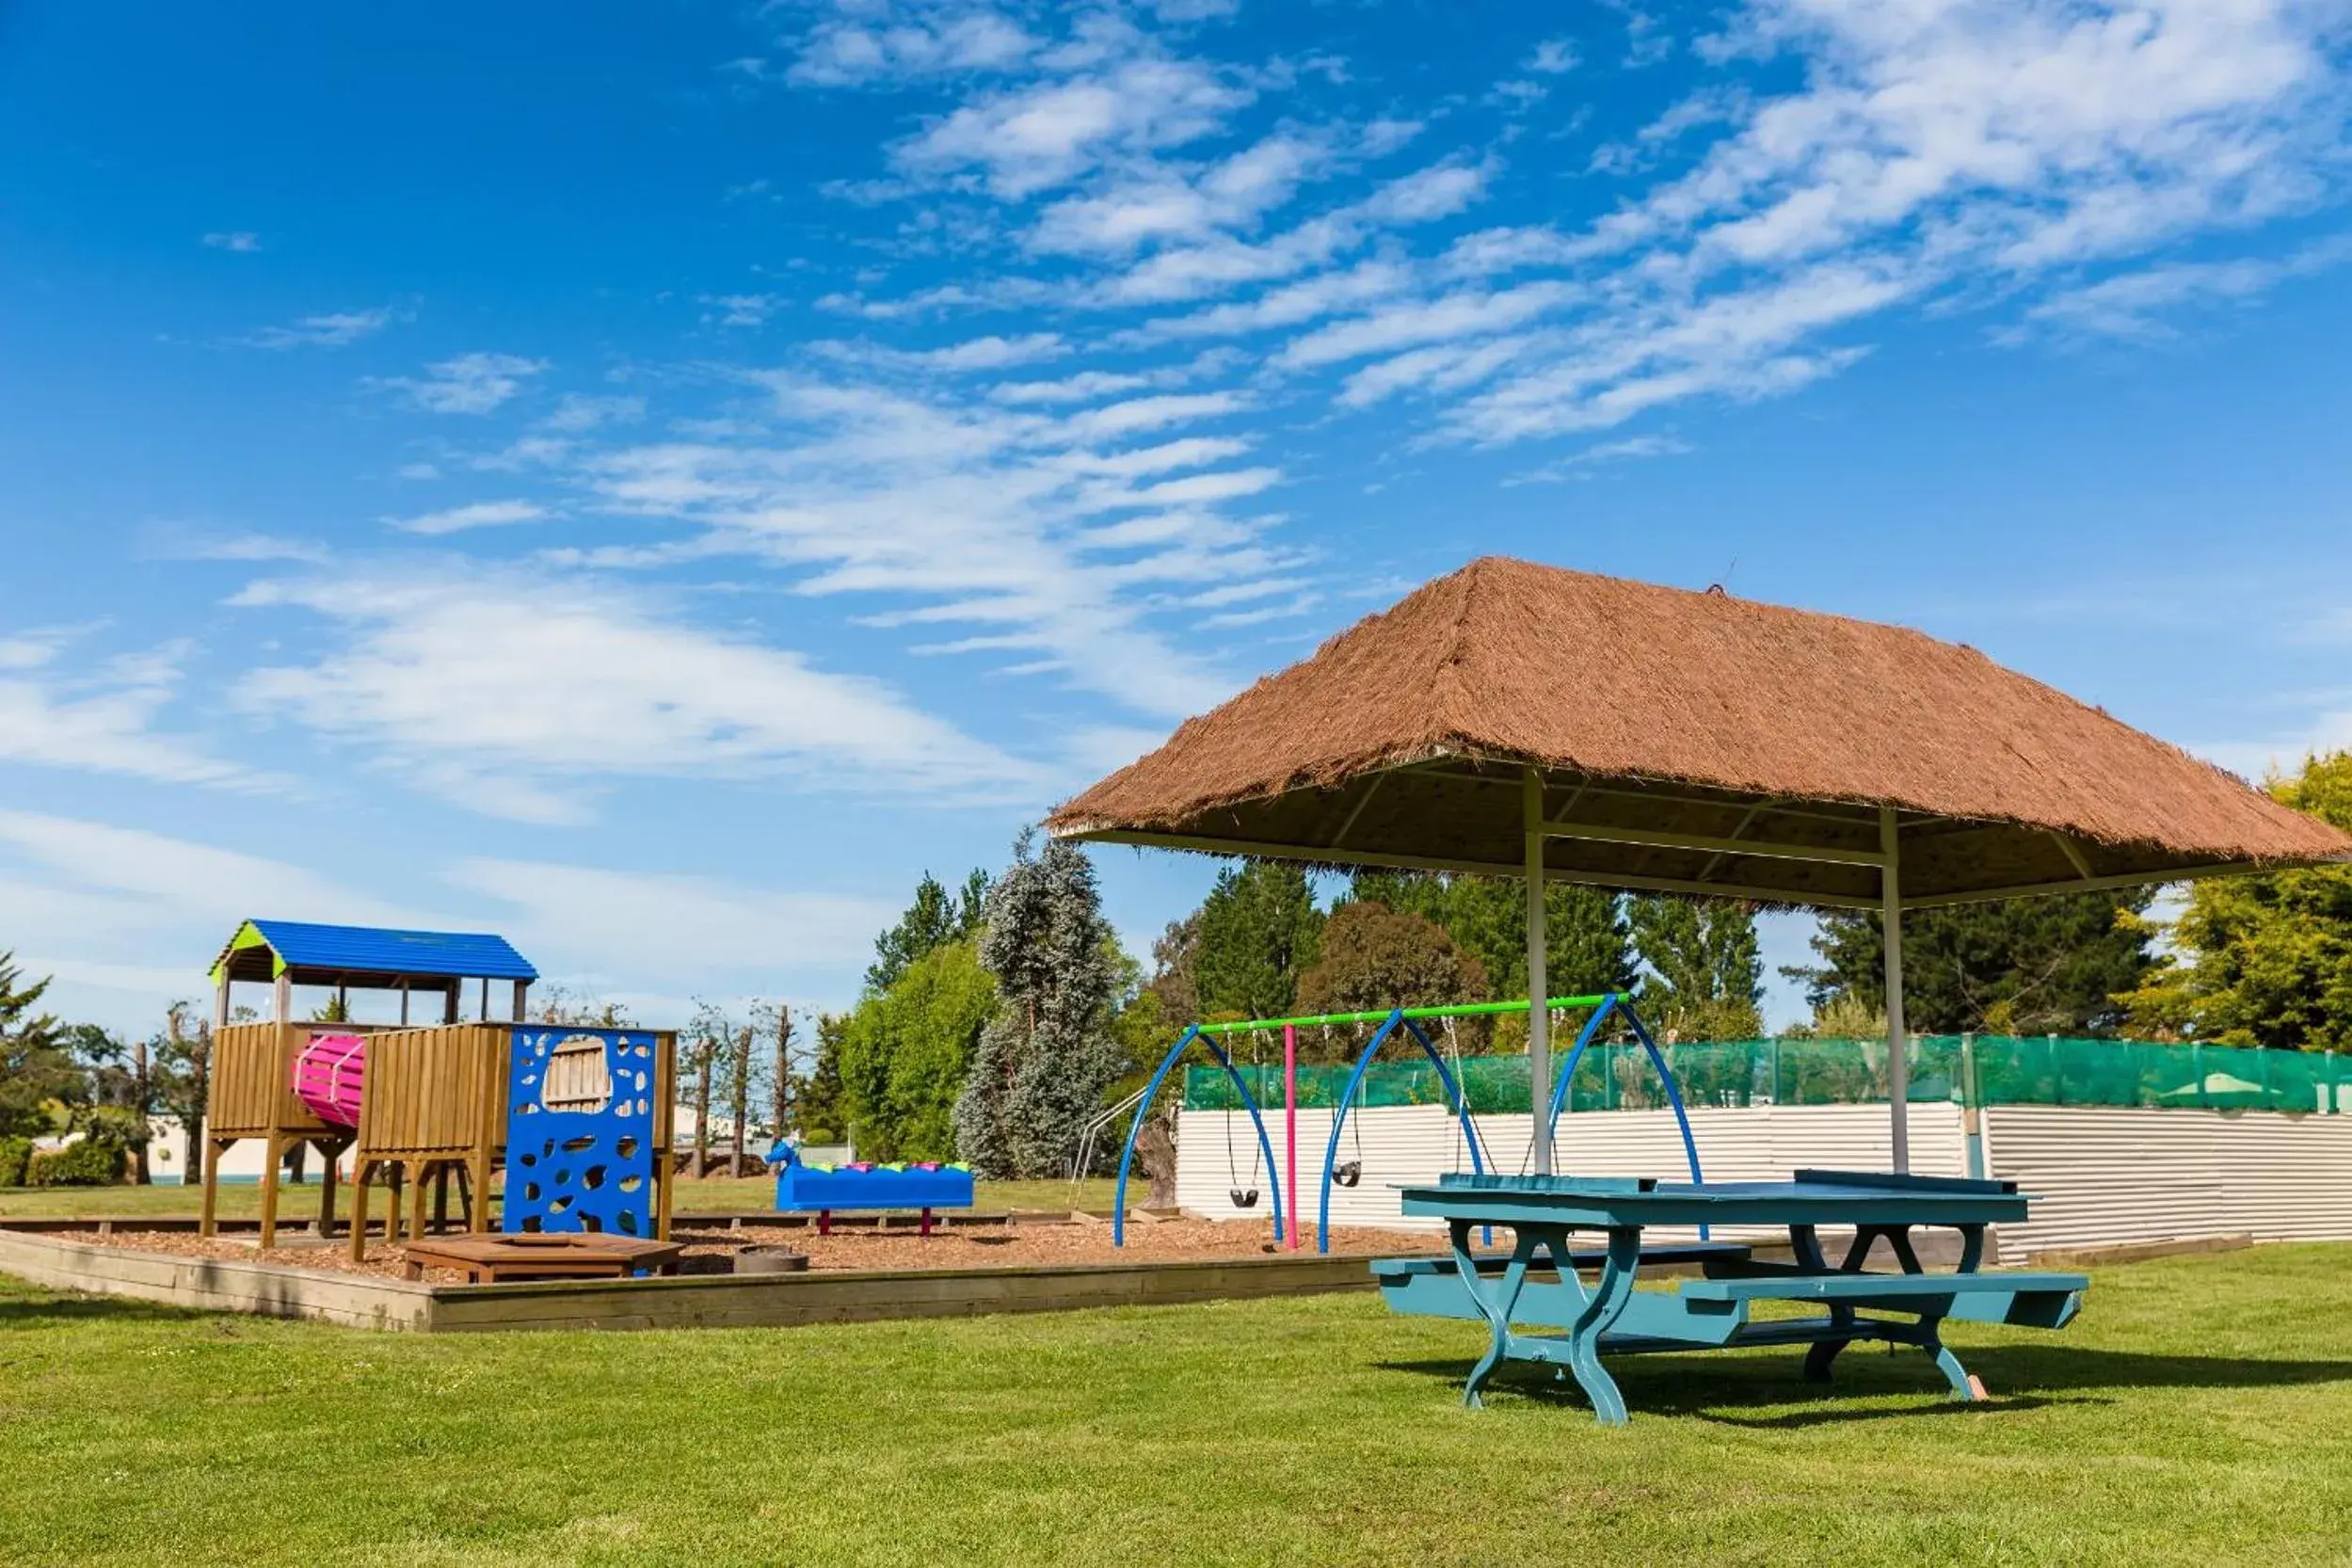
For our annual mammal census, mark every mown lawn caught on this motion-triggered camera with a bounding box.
[0,1175,1123,1220]
[2,1245,2348,1566]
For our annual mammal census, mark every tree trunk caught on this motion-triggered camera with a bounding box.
[693,1045,712,1178]
[772,1005,792,1147]
[132,1036,152,1185]
[728,1027,752,1179]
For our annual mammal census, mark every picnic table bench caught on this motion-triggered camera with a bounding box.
[1377,1169,2088,1425]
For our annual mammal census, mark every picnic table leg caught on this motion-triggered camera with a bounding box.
[1921,1224,1988,1401]
[1452,1219,1539,1410]
[1795,1224,1855,1384]
[1564,1226,1641,1428]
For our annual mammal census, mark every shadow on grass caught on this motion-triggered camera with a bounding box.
[0,1293,214,1329]
[1377,1343,2352,1426]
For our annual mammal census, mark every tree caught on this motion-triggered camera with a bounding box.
[1191,861,1324,1021]
[866,869,990,993]
[794,1014,851,1147]
[1629,897,1764,1040]
[0,954,74,1140]
[1352,872,1635,1000]
[1143,910,1202,1025]
[2116,751,2352,1048]
[838,939,996,1161]
[67,1024,156,1182]
[1793,892,2155,1036]
[955,831,1123,1178]
[152,1001,212,1179]
[1292,902,1488,1060]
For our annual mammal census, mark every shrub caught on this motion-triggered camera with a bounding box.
[27,1139,125,1187]
[0,1135,30,1188]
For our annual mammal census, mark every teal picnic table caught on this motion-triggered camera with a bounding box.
[1377,1170,2088,1425]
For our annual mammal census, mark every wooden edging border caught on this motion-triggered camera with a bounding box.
[2024,1232,2254,1268]
[0,1224,1383,1335]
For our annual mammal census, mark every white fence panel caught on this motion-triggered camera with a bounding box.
[1985,1107,2352,1261]
[1177,1102,1966,1240]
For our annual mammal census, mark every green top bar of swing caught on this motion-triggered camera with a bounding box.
[1192,995,1615,1035]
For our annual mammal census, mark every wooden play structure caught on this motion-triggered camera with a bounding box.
[200,920,675,1255]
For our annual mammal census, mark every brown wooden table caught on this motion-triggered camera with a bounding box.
[400,1233,685,1283]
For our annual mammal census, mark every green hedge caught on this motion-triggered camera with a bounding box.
[26,1140,126,1187]
[0,1135,30,1188]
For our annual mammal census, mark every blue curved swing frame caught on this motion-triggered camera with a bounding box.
[1315,1011,1492,1255]
[1313,994,1709,1254]
[1545,994,1708,1239]
[1112,1024,1285,1248]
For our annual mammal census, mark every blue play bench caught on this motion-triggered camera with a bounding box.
[769,1143,975,1236]
[1376,1169,2088,1424]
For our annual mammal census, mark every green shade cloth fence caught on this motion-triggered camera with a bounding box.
[1183,1036,2349,1116]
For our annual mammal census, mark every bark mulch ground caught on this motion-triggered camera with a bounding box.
[73,1215,1447,1285]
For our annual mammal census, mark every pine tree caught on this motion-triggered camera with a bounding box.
[0,954,74,1140]
[955,830,1123,1177]
[1795,891,2155,1036]
[1192,861,1324,1020]
[1628,896,1764,1040]
[866,868,991,994]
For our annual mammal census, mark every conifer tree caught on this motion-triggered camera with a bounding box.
[955,830,1122,1177]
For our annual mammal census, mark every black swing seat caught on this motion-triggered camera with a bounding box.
[1229,1188,1260,1208]
[1334,1161,1363,1188]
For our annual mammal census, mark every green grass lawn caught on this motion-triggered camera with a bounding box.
[0,1175,1126,1220]
[2,1245,2348,1565]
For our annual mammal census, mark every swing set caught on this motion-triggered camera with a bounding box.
[1111,993,1706,1250]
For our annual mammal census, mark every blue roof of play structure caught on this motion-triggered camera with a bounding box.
[217,920,538,982]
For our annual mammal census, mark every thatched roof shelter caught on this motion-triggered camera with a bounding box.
[1051,557,2349,1175]
[1052,557,2344,905]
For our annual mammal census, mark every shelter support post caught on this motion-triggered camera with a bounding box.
[1881,805,1910,1174]
[1525,769,1551,1176]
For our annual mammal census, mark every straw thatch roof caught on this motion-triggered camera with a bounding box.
[1049,557,2349,909]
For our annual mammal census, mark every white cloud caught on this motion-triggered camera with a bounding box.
[789,7,1034,88]
[1504,434,1694,484]
[890,23,1253,199]
[385,499,552,536]
[1280,280,1578,369]
[578,375,1291,717]
[202,231,263,252]
[821,332,1070,373]
[1528,39,1578,74]
[448,858,898,978]
[143,529,330,564]
[229,565,1041,823]
[701,294,783,328]
[378,352,549,414]
[989,369,1154,404]
[2018,235,2352,341]
[540,393,647,433]
[0,632,273,792]
[235,306,397,350]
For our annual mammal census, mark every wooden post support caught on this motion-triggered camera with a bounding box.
[199,1139,225,1238]
[410,1160,431,1244]
[349,1163,372,1262]
[316,1144,341,1239]
[512,979,528,1023]
[258,1134,284,1249]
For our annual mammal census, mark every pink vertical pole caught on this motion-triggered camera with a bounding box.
[1284,1024,1299,1250]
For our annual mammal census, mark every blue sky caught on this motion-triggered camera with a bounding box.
[5,0,2349,1034]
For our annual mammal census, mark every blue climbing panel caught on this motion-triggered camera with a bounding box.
[502,1028,660,1239]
